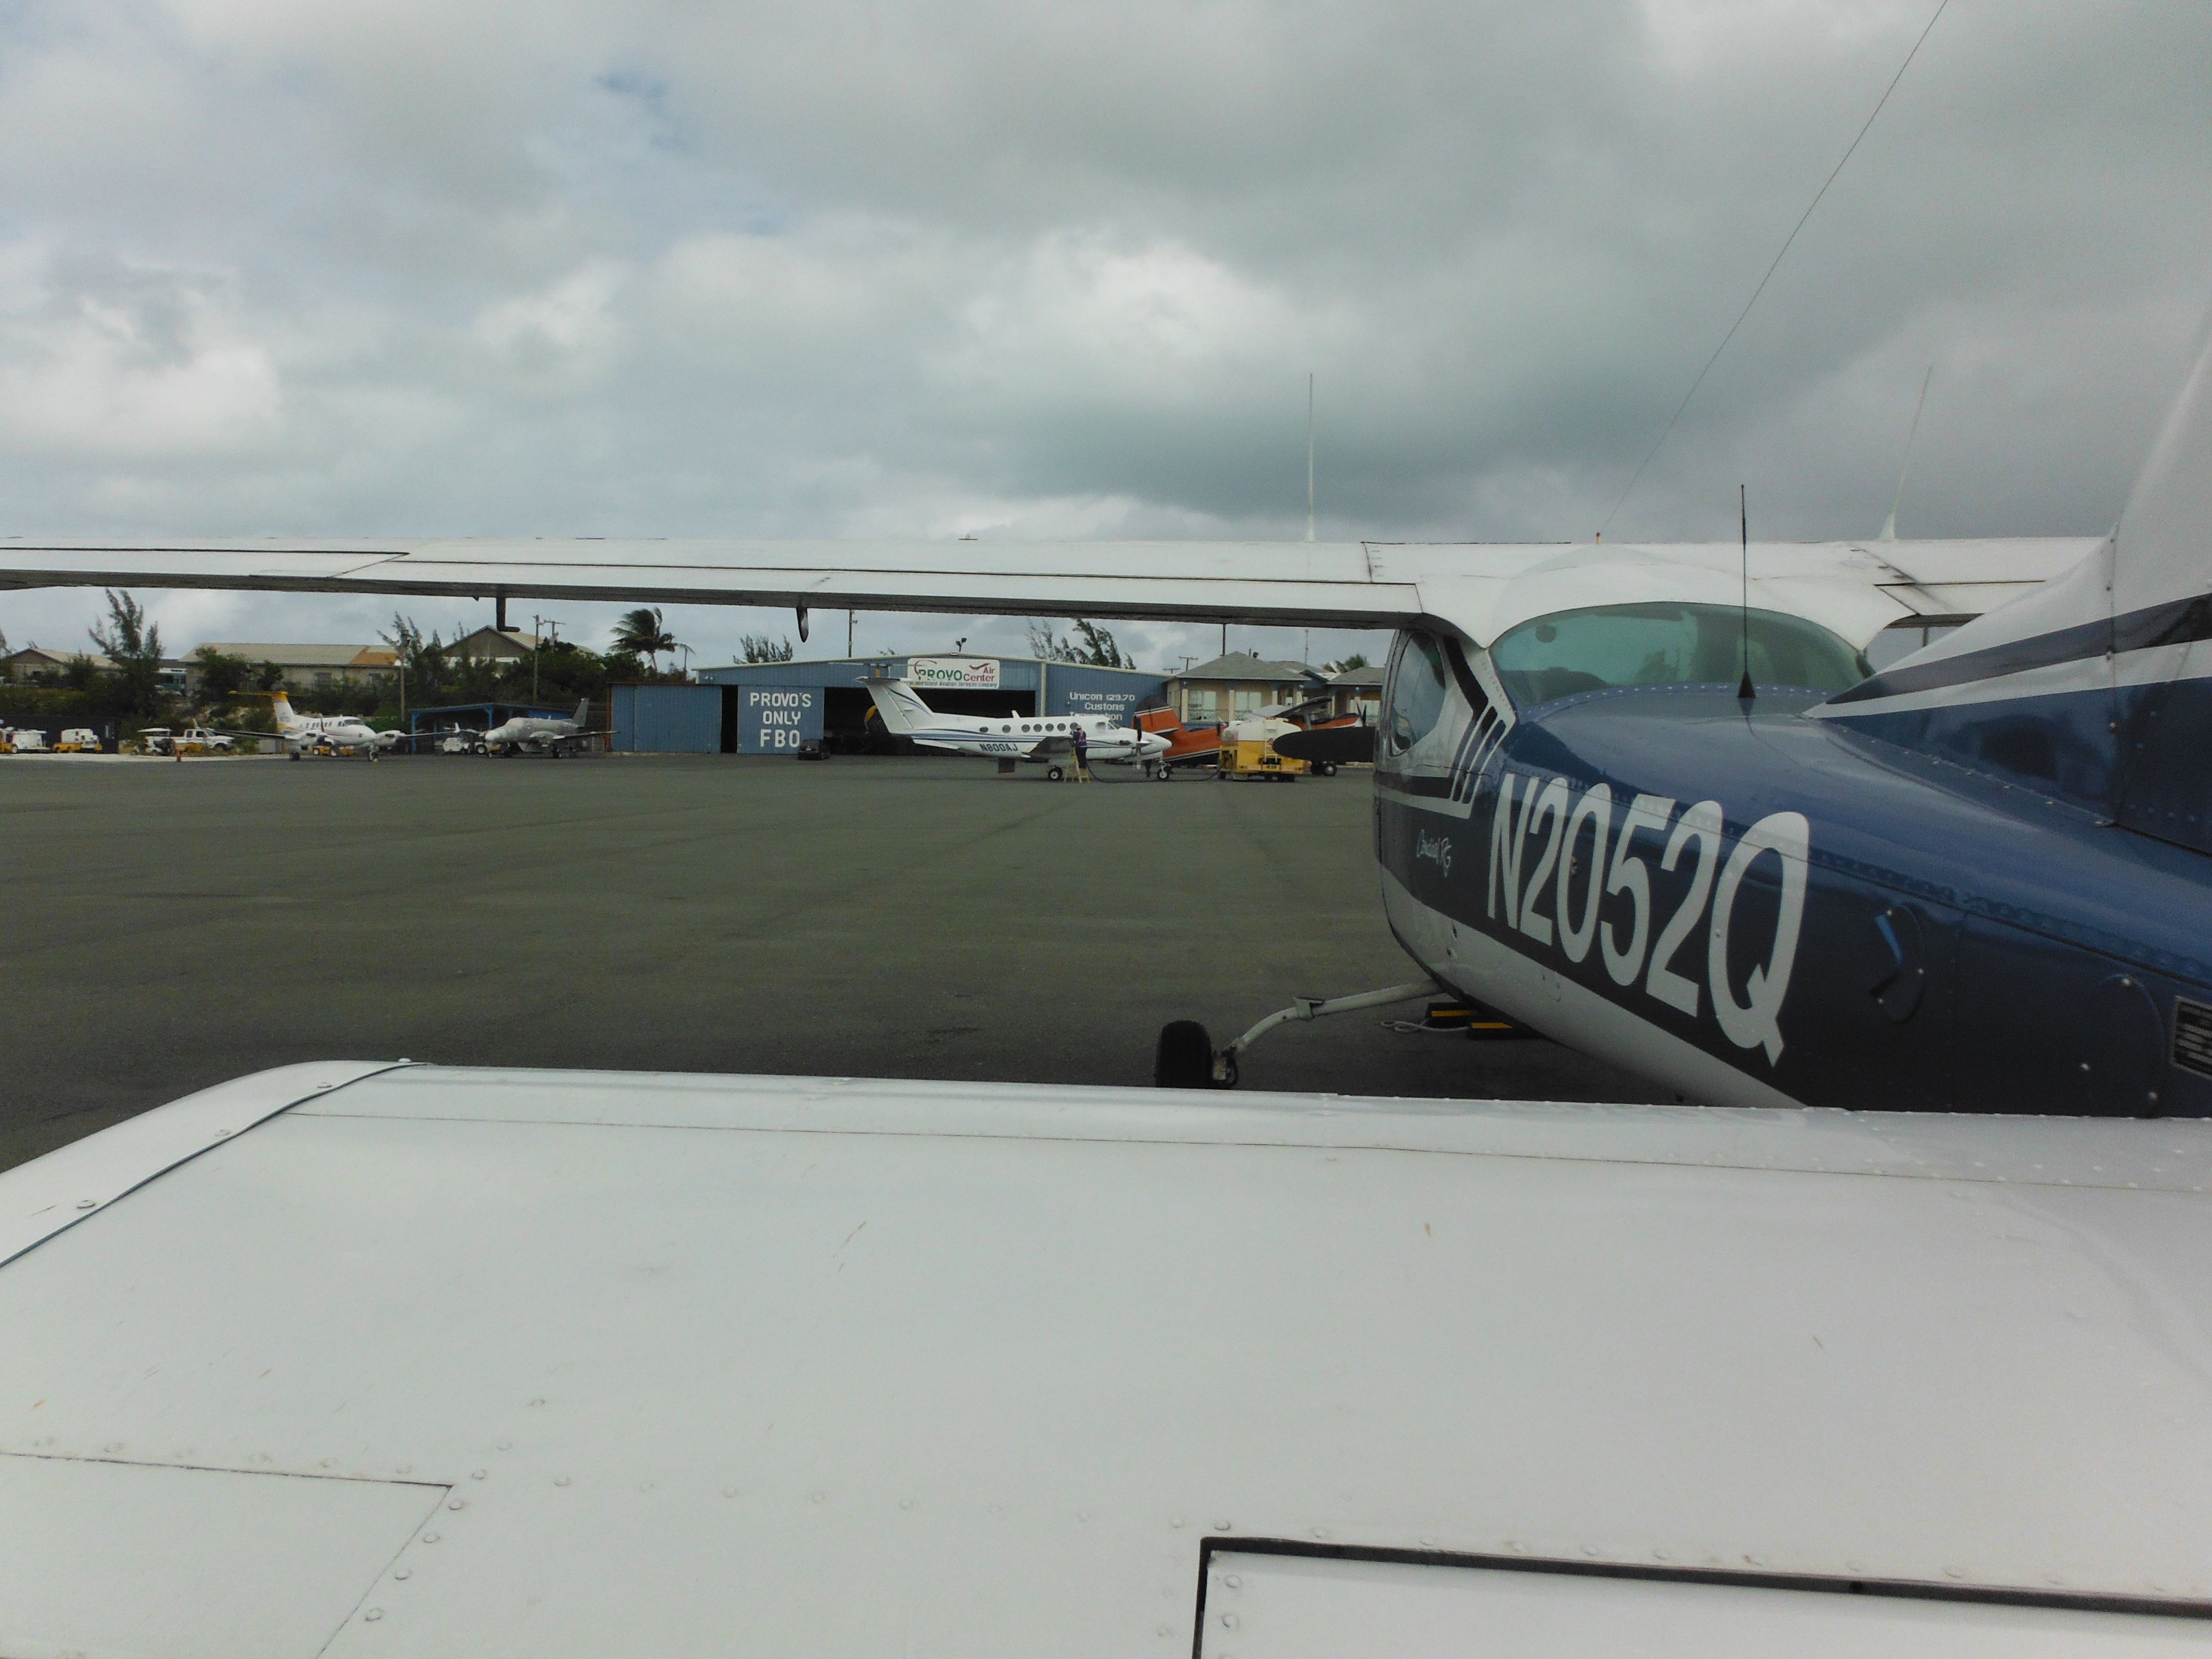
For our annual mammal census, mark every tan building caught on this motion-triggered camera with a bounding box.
[1161,652,1326,726]
[4,647,116,683]
[194,643,398,691]
[448,626,545,663]
[1327,663,1384,719]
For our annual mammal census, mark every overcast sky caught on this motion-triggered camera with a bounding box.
[3,0,2208,672]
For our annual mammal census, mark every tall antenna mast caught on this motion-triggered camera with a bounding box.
[1737,485,1755,704]
[1305,373,1316,543]
[1879,364,1935,541]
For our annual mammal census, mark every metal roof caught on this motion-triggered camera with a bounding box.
[1173,651,1326,682]
[448,626,544,655]
[198,642,396,669]
[4,647,116,671]
[3,1061,2209,1653]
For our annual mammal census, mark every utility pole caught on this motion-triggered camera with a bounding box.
[531,615,541,701]
[847,610,855,657]
[1306,372,1316,543]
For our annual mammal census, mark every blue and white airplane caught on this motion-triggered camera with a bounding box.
[861,674,1170,775]
[1344,338,2211,1118]
[6,330,2208,1115]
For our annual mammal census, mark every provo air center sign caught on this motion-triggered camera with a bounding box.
[906,657,1001,689]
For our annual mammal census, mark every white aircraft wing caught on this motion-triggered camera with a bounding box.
[0,535,2100,648]
[2,1061,2208,1654]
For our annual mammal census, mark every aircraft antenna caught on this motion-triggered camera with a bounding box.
[1306,373,1317,543]
[1879,364,1935,541]
[1599,0,1952,536]
[1738,485,1755,703]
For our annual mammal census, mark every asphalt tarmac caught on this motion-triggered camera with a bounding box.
[0,752,1656,1172]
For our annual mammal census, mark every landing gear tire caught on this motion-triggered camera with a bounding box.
[1155,766,1172,781]
[1047,765,1064,781]
[1316,762,1338,777]
[1155,1019,1218,1089]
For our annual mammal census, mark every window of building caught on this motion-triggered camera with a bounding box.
[1233,688,1264,716]
[1186,688,1221,723]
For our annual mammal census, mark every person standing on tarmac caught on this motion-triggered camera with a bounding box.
[1070,720,1092,782]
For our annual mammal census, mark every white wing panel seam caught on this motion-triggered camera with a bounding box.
[0,1061,415,1269]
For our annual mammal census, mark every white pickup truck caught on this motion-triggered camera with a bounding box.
[138,727,236,755]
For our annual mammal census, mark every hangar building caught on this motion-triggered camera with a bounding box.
[613,655,1168,755]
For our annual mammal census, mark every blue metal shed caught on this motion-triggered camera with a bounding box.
[612,684,721,754]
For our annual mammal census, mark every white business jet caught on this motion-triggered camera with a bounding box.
[862,675,1169,777]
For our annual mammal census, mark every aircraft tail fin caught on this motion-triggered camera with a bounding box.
[268,691,296,728]
[1816,317,2212,854]
[573,697,590,727]
[861,676,934,736]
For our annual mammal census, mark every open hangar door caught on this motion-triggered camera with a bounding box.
[822,685,1035,754]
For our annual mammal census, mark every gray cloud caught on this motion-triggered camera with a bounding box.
[3,0,2209,668]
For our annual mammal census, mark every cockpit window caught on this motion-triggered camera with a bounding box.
[1490,603,1870,708]
[1383,632,1452,754]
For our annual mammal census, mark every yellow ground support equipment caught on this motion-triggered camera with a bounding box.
[1216,737,1307,781]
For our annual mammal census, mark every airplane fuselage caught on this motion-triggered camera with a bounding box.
[283,717,377,752]
[903,713,1166,766]
[1379,671,2212,1116]
[485,718,580,751]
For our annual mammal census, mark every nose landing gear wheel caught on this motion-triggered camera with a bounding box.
[1154,1019,1218,1089]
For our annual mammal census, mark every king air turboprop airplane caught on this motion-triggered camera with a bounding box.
[240,690,380,757]
[862,674,1171,775]
[5,329,2212,1655]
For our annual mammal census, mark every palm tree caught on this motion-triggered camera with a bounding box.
[613,607,678,671]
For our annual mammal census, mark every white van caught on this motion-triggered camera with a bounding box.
[10,728,48,753]
[56,729,100,752]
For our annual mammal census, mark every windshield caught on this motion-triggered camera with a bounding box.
[1490,603,1870,707]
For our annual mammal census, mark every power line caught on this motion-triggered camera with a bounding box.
[1599,0,1953,536]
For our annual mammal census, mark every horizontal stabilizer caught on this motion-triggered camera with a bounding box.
[1274,725,1375,765]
